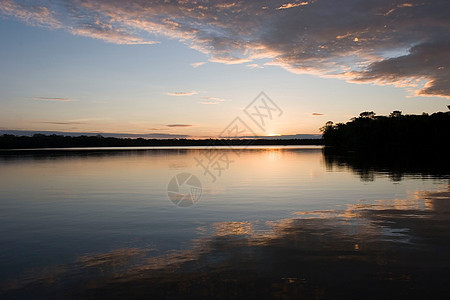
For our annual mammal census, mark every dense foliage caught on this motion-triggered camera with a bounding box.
[321,111,450,150]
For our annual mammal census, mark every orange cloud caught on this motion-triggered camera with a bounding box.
[276,2,309,10]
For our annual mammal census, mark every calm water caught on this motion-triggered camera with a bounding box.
[0,146,449,299]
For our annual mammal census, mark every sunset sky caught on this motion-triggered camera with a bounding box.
[0,0,449,138]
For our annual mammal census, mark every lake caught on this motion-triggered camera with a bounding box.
[0,146,449,299]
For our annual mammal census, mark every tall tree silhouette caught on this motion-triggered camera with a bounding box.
[321,110,450,150]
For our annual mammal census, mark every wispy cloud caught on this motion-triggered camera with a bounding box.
[0,130,190,139]
[71,26,157,45]
[32,97,73,102]
[312,113,324,116]
[201,97,225,102]
[165,91,198,96]
[209,57,251,65]
[0,0,61,28]
[276,2,309,10]
[199,101,219,105]
[166,124,192,128]
[247,64,264,69]
[2,0,449,97]
[191,62,206,68]
[40,121,86,125]
[199,96,226,105]
[148,128,169,131]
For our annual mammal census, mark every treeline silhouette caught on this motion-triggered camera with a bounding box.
[321,110,450,150]
[0,134,322,149]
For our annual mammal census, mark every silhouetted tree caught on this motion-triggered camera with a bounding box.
[321,110,450,150]
[359,111,375,119]
[389,110,402,117]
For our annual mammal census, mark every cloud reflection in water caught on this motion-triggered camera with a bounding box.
[2,185,449,299]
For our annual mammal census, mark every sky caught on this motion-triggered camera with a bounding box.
[0,0,449,138]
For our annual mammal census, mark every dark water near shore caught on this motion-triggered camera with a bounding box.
[0,146,449,299]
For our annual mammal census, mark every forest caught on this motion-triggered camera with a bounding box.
[321,110,450,150]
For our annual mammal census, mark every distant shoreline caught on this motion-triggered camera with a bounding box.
[0,134,323,150]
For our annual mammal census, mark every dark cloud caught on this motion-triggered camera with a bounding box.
[40,121,86,125]
[2,0,449,97]
[0,130,189,139]
[148,128,169,131]
[166,124,192,127]
[350,43,450,97]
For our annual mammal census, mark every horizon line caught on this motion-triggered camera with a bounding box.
[0,130,322,140]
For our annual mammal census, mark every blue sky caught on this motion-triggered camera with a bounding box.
[0,0,449,138]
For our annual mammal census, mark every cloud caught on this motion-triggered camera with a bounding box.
[201,97,225,102]
[312,113,324,116]
[40,121,86,125]
[199,101,219,105]
[2,0,449,97]
[32,97,73,102]
[277,2,309,10]
[0,130,189,139]
[348,43,450,98]
[247,64,264,69]
[70,26,157,45]
[0,0,61,28]
[199,96,226,105]
[191,62,206,68]
[148,128,168,131]
[165,91,198,96]
[166,124,192,128]
[209,57,251,65]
